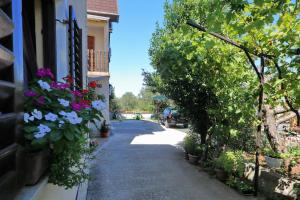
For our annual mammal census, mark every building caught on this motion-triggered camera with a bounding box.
[86,0,119,123]
[0,0,87,199]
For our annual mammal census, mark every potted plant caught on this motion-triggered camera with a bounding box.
[183,133,202,164]
[100,120,110,138]
[23,69,104,188]
[214,150,245,182]
[263,148,283,169]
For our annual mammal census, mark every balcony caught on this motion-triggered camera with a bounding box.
[87,49,110,80]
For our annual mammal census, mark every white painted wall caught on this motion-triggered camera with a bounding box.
[96,77,110,123]
[55,0,88,87]
[88,24,105,51]
[36,1,88,199]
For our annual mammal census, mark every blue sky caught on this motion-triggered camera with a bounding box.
[109,0,165,97]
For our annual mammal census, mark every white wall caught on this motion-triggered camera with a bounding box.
[55,0,87,88]
[88,25,105,51]
[95,78,110,123]
[37,1,88,199]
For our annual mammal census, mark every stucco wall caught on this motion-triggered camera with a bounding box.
[96,78,110,123]
[36,1,88,200]
[55,0,88,88]
[88,24,105,51]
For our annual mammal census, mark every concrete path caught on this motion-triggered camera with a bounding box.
[87,120,254,200]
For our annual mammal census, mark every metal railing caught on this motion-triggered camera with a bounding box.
[87,49,109,72]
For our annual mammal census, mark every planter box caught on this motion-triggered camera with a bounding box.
[23,149,50,186]
[265,156,283,169]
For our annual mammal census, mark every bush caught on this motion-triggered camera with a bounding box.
[215,150,245,178]
[183,133,203,156]
[263,147,283,159]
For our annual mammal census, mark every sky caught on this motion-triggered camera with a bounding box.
[109,0,165,97]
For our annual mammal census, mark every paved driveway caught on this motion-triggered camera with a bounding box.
[87,120,253,200]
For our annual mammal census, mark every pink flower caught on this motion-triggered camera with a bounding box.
[24,90,37,97]
[51,82,70,90]
[36,68,54,79]
[36,96,45,105]
[71,102,82,111]
[71,90,82,97]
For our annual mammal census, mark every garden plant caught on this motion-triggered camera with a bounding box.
[23,68,105,188]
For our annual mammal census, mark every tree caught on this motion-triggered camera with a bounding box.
[137,87,155,112]
[118,92,138,112]
[147,0,300,153]
[109,85,120,119]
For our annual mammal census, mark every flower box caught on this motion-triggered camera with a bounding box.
[24,149,50,185]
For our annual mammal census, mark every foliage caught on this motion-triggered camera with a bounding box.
[117,92,138,111]
[226,176,254,194]
[183,133,203,156]
[146,0,300,154]
[214,150,245,178]
[263,147,283,159]
[24,69,105,188]
[135,113,143,120]
[117,87,156,112]
[109,85,121,119]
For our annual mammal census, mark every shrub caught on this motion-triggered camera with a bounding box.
[183,133,203,156]
[215,150,245,178]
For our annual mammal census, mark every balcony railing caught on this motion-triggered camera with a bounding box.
[87,49,109,72]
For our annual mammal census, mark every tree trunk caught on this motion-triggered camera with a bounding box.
[264,105,285,152]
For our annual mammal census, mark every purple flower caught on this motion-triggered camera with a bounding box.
[36,96,45,105]
[71,102,82,111]
[24,90,37,97]
[51,82,70,90]
[36,68,54,79]
[71,90,82,97]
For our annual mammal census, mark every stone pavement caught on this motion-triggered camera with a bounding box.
[87,120,255,200]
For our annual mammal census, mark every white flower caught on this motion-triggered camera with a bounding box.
[92,100,106,111]
[31,109,43,120]
[34,124,51,139]
[59,111,67,116]
[45,112,58,122]
[38,80,52,91]
[58,98,69,107]
[65,111,82,125]
[24,113,34,123]
[34,132,47,139]
[59,120,65,128]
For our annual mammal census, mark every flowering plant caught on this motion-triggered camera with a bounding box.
[24,69,106,188]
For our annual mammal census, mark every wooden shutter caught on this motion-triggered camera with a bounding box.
[68,6,83,90]
[42,0,56,77]
[0,0,25,199]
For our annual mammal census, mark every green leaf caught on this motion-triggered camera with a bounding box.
[50,131,63,142]
[64,131,74,141]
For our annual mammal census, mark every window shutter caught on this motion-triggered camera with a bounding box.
[68,6,83,90]
[0,0,25,199]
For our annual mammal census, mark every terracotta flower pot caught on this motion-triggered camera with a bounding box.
[100,131,109,138]
[215,168,228,182]
[188,154,199,164]
[21,149,50,185]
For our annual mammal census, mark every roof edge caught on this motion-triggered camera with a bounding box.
[87,10,119,22]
